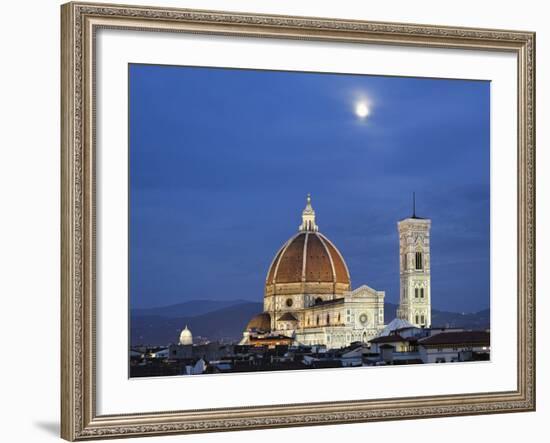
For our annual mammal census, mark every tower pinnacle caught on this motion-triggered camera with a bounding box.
[299,194,318,232]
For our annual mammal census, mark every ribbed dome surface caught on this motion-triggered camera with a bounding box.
[266,232,350,286]
[246,313,272,332]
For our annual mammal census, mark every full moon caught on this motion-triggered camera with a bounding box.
[355,102,370,118]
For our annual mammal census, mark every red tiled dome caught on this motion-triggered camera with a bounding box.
[266,232,351,287]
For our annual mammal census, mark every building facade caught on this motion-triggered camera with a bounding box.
[417,330,490,363]
[241,195,433,349]
[242,195,398,348]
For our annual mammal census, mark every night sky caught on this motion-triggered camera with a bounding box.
[129,64,490,313]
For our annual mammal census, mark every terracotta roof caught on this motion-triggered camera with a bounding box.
[266,232,351,287]
[273,233,305,283]
[245,313,271,332]
[305,234,334,282]
[419,331,490,347]
[321,236,350,284]
[369,334,409,344]
[278,312,298,322]
[311,297,345,308]
[266,246,285,283]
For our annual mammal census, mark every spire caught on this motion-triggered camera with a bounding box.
[299,193,319,232]
[405,192,425,220]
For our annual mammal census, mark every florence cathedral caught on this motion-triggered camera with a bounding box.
[241,194,432,349]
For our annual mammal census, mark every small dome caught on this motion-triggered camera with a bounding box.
[179,325,193,345]
[246,313,271,332]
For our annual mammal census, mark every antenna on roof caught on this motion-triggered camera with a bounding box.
[412,192,416,218]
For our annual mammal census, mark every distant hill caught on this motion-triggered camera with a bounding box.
[384,302,490,329]
[131,299,253,318]
[432,307,490,329]
[131,300,490,346]
[131,301,263,346]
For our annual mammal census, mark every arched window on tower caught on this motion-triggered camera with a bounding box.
[420,288,425,298]
[415,314,419,324]
[415,288,419,298]
[415,252,423,270]
[326,313,330,324]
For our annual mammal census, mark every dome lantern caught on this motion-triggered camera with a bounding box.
[299,193,318,232]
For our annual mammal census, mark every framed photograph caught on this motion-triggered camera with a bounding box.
[61,1,536,440]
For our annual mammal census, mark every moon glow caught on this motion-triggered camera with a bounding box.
[355,102,370,118]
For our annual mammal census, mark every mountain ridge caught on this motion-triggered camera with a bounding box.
[131,300,490,346]
[131,299,255,318]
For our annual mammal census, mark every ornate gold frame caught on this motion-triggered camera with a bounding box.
[61,2,536,440]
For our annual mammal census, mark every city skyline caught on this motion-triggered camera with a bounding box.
[129,63,490,314]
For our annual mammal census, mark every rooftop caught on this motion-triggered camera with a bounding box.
[278,312,298,322]
[312,297,345,307]
[419,330,490,347]
[369,334,411,344]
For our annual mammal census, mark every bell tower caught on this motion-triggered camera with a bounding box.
[397,194,431,327]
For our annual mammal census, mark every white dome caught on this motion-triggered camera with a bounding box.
[377,318,415,337]
[179,325,193,345]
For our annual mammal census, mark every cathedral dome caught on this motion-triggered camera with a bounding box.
[179,325,193,345]
[265,195,351,296]
[246,312,271,332]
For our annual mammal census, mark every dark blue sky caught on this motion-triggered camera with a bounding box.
[129,64,490,313]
